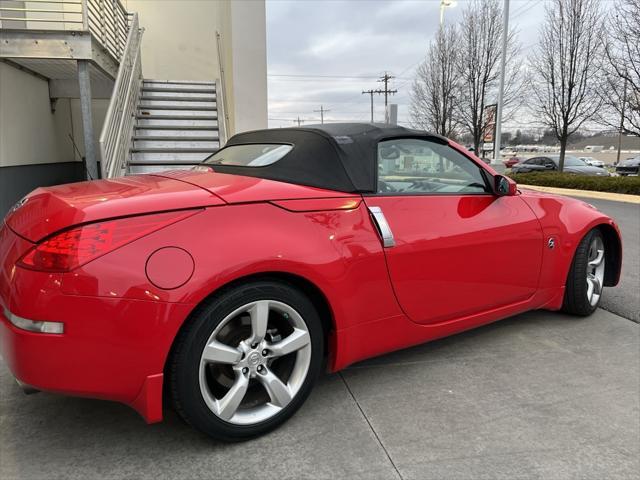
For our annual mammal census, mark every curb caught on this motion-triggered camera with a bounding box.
[519,184,640,204]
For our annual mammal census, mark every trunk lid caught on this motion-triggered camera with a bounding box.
[5,174,224,242]
[151,169,358,204]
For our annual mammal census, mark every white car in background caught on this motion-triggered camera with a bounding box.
[579,156,605,168]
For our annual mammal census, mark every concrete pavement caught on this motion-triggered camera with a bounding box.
[1,308,638,479]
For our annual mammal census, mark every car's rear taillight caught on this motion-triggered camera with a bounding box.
[18,210,197,272]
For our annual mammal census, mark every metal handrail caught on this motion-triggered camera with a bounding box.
[99,12,143,178]
[0,0,130,61]
[216,31,230,145]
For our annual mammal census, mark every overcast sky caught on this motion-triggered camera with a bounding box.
[265,0,552,130]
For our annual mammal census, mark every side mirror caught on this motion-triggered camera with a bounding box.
[545,163,554,169]
[494,175,517,196]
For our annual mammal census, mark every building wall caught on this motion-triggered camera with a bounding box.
[0,62,107,216]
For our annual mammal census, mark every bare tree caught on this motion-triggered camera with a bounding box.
[600,0,640,137]
[530,0,605,171]
[410,26,459,137]
[455,0,521,154]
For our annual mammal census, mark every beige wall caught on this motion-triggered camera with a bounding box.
[227,0,268,133]
[0,62,71,167]
[0,62,109,168]
[124,0,267,135]
[124,0,222,81]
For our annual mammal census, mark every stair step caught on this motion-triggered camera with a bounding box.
[136,118,219,127]
[132,147,217,153]
[139,102,217,110]
[130,161,205,166]
[144,79,216,85]
[134,129,219,137]
[131,151,216,162]
[136,114,218,120]
[134,124,218,131]
[133,135,219,141]
[129,164,201,174]
[142,87,216,94]
[134,140,220,149]
[140,95,216,102]
[138,105,217,112]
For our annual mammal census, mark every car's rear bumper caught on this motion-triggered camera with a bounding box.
[0,294,193,423]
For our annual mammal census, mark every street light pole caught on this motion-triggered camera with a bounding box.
[493,0,510,166]
[616,77,628,165]
[440,0,456,26]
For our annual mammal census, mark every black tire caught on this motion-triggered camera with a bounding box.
[562,229,605,316]
[169,280,324,441]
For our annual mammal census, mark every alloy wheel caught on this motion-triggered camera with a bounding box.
[198,300,312,425]
[586,235,605,307]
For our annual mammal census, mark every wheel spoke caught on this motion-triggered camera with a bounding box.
[269,328,310,358]
[216,373,249,420]
[202,340,242,365]
[248,300,270,344]
[588,249,604,267]
[258,369,292,407]
[590,273,602,295]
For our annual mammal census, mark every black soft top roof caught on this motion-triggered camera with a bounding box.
[210,123,449,193]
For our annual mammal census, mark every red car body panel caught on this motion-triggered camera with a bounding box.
[5,174,224,242]
[0,143,622,425]
[364,194,543,324]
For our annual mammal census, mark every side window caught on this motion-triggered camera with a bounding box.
[524,157,541,165]
[377,139,490,195]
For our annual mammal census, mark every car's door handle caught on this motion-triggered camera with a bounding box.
[368,206,396,248]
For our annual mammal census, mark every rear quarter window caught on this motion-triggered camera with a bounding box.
[204,144,292,167]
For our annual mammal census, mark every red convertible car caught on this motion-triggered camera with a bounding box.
[0,124,621,441]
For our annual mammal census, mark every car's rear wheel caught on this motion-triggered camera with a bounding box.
[169,280,324,441]
[562,229,606,316]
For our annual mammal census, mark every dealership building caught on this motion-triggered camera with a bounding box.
[0,0,268,216]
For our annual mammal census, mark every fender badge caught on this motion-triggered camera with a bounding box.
[548,237,555,249]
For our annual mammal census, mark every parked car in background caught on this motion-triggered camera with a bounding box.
[511,155,611,176]
[579,156,605,168]
[615,156,640,176]
[0,124,622,441]
[503,156,522,168]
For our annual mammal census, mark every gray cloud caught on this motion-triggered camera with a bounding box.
[266,0,550,128]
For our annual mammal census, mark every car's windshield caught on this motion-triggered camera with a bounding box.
[203,144,292,167]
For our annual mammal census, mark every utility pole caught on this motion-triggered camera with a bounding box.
[313,105,330,124]
[362,89,378,122]
[616,77,628,165]
[293,116,304,127]
[377,72,397,124]
[493,0,510,166]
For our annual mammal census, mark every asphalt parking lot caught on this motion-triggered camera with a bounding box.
[1,196,638,480]
[583,198,640,323]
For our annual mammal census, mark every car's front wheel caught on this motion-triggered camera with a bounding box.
[562,228,606,316]
[169,280,324,441]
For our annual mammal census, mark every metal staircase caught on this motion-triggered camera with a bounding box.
[129,79,221,173]
[1,0,228,179]
[98,13,228,178]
